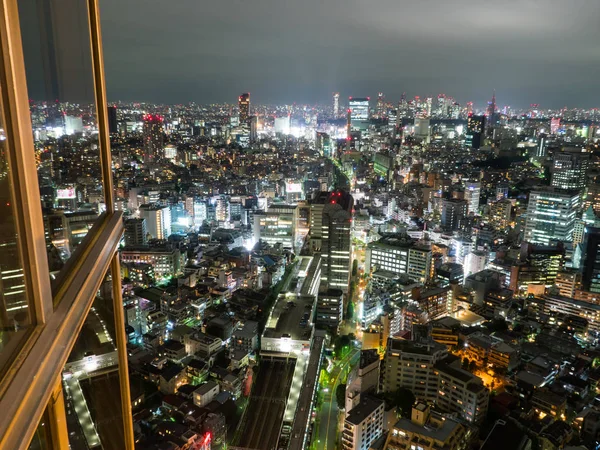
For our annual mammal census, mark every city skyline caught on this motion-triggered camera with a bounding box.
[92,0,600,108]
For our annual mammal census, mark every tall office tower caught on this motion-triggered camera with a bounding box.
[524,189,580,245]
[441,199,468,231]
[215,195,230,223]
[466,114,486,149]
[551,149,590,190]
[464,180,481,215]
[376,92,385,118]
[322,198,353,292]
[342,396,385,450]
[193,198,208,228]
[108,105,118,134]
[124,218,148,246]
[310,191,353,291]
[551,117,561,134]
[142,114,164,163]
[584,184,600,214]
[487,90,497,119]
[388,109,398,136]
[582,228,600,293]
[333,92,340,117]
[536,136,547,158]
[0,3,135,447]
[425,97,433,117]
[436,94,446,117]
[238,92,250,123]
[348,97,369,130]
[139,204,171,240]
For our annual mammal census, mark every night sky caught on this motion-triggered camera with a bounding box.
[24,0,600,108]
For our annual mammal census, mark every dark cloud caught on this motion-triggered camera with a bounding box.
[94,0,599,107]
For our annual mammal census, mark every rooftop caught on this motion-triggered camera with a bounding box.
[345,396,384,426]
[263,293,315,341]
[393,412,461,443]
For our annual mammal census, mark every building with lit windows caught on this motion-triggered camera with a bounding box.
[254,204,298,250]
[341,396,385,450]
[524,189,580,245]
[382,338,488,423]
[551,149,590,190]
[466,114,485,149]
[238,92,250,123]
[120,245,183,279]
[124,218,147,246]
[441,199,467,232]
[385,402,468,450]
[365,234,432,284]
[582,227,600,294]
[464,180,481,215]
[139,203,171,240]
[316,288,344,330]
[349,97,370,131]
[143,114,164,163]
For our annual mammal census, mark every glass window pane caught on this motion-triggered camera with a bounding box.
[0,81,34,378]
[17,0,105,286]
[28,408,52,450]
[62,269,126,450]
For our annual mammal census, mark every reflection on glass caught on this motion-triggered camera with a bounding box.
[28,408,52,450]
[62,270,125,450]
[18,0,105,281]
[0,90,34,377]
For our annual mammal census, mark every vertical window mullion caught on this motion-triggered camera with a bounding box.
[0,0,53,325]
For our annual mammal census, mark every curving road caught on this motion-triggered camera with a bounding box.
[314,348,360,450]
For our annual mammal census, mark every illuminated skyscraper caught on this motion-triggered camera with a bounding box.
[551,149,590,190]
[333,92,340,117]
[349,97,369,131]
[143,114,164,163]
[376,92,385,118]
[524,189,580,245]
[239,92,250,123]
[466,114,485,149]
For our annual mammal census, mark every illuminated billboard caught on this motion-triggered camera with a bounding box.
[286,183,302,193]
[56,187,76,199]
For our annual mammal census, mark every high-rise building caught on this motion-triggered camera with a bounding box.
[333,92,340,117]
[139,204,171,240]
[441,199,467,231]
[582,227,600,293]
[124,218,148,246]
[524,189,580,245]
[143,114,164,163]
[382,338,488,423]
[464,180,481,215]
[341,396,385,450]
[551,149,590,190]
[108,105,118,134]
[349,97,369,131]
[310,191,353,292]
[466,114,485,149]
[316,288,344,331]
[376,92,385,118]
[238,92,250,123]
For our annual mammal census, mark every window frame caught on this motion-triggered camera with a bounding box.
[0,0,134,448]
